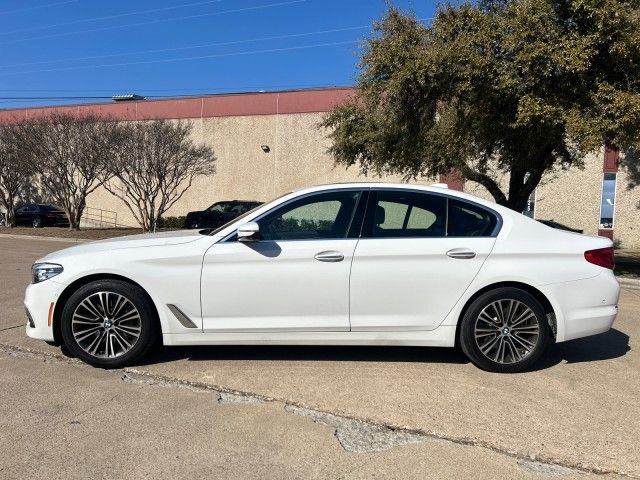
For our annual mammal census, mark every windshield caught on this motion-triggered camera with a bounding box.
[203,193,291,236]
[39,205,63,212]
[207,202,231,213]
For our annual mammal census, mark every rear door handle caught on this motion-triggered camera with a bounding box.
[446,248,476,259]
[314,251,344,262]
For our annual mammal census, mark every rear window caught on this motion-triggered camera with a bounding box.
[447,199,498,237]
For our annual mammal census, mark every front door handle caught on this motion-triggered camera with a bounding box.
[314,251,344,262]
[446,248,476,259]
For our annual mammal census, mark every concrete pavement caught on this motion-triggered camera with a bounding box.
[1,236,638,478]
[0,349,624,480]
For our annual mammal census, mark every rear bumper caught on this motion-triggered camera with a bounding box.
[45,219,70,227]
[540,271,620,342]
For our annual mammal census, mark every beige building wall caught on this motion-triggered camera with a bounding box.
[464,151,640,249]
[86,112,426,228]
[87,111,639,248]
[615,167,640,249]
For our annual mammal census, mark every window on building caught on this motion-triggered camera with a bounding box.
[522,189,536,219]
[599,173,617,229]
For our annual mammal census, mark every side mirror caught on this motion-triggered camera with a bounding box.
[237,222,260,242]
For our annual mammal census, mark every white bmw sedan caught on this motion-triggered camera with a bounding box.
[25,183,619,373]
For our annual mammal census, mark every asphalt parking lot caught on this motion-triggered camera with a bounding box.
[0,236,638,479]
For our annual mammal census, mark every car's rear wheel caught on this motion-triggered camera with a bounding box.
[60,279,158,368]
[459,287,551,373]
[32,217,42,228]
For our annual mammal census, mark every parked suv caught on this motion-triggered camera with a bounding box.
[185,200,262,229]
[15,204,70,228]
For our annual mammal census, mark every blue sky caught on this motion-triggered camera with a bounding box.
[0,0,437,108]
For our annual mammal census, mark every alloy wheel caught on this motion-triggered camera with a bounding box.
[71,291,142,359]
[473,299,540,365]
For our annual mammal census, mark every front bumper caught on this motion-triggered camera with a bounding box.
[24,279,65,342]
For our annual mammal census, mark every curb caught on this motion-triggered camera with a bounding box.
[0,234,89,244]
[618,277,640,290]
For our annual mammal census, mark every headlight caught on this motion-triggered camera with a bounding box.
[31,263,63,284]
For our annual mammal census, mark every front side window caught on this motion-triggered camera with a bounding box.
[599,173,616,229]
[365,191,447,238]
[258,190,361,241]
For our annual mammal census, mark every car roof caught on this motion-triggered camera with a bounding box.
[290,182,506,213]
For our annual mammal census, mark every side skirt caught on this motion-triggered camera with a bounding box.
[163,325,457,347]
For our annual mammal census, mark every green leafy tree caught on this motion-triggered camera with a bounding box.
[322,1,640,211]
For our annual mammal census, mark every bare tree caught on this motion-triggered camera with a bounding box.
[21,114,119,230]
[0,123,34,227]
[104,120,215,232]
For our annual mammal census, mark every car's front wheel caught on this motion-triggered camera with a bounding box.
[60,279,158,368]
[32,217,42,228]
[459,287,551,373]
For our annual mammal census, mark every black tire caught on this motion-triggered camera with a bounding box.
[459,287,551,373]
[32,217,43,228]
[60,279,159,368]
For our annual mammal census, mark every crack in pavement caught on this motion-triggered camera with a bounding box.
[284,404,427,453]
[0,324,25,332]
[122,370,264,405]
[1,342,637,479]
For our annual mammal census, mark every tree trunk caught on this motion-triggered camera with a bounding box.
[6,204,15,227]
[0,195,16,227]
[66,209,79,230]
[5,208,15,227]
[74,198,86,231]
[505,165,544,213]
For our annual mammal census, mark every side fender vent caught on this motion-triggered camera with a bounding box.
[167,304,198,329]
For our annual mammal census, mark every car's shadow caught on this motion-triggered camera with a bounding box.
[128,328,630,371]
[533,328,631,370]
[136,343,469,366]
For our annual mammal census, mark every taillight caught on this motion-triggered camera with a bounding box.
[584,247,615,269]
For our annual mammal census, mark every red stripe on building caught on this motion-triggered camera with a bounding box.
[0,87,356,123]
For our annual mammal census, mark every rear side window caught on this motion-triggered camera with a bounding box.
[365,191,447,238]
[363,190,498,238]
[447,199,497,237]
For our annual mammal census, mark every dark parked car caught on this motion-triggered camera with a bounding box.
[15,204,70,228]
[537,219,584,234]
[185,200,262,229]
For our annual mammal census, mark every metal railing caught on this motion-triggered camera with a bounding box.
[82,206,118,228]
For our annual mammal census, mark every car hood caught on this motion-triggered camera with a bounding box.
[38,229,206,262]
